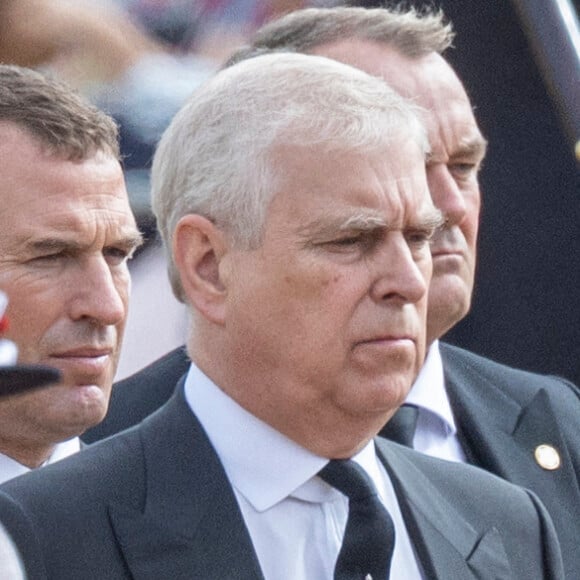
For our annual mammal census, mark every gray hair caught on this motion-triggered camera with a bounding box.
[227,6,453,66]
[151,52,428,302]
[0,65,119,161]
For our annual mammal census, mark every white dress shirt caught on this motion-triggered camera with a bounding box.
[184,362,424,580]
[0,437,81,485]
[406,340,466,463]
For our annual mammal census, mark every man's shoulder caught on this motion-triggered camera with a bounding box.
[82,346,190,443]
[1,427,144,509]
[5,384,203,513]
[439,341,580,403]
[380,440,553,529]
[0,427,149,580]
[384,439,523,497]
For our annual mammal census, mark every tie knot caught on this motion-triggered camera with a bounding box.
[319,459,378,501]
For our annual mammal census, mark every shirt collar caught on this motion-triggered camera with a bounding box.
[405,340,457,435]
[0,437,81,485]
[183,362,380,512]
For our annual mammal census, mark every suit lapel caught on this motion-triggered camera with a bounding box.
[108,381,264,579]
[375,439,512,580]
[442,345,579,495]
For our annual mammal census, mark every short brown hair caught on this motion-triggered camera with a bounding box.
[0,64,119,161]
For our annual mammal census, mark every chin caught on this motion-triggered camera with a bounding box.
[363,374,414,411]
[59,407,106,438]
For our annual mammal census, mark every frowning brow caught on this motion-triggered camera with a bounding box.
[418,208,446,233]
[299,208,444,239]
[27,238,84,254]
[298,212,388,239]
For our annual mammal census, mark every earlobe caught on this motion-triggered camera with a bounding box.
[173,215,228,325]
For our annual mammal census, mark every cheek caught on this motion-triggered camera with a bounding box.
[281,267,355,313]
[114,269,132,306]
[460,188,481,245]
[4,284,58,337]
[462,208,480,248]
[4,301,56,362]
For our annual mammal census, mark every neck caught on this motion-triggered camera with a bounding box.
[0,439,55,469]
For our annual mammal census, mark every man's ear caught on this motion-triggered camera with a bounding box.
[173,214,229,325]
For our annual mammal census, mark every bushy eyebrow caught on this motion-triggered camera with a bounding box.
[455,136,488,160]
[416,208,446,232]
[119,233,145,253]
[299,207,444,240]
[28,238,81,254]
[426,135,488,164]
[298,211,387,240]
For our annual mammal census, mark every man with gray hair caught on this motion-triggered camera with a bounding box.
[86,7,579,576]
[0,52,563,579]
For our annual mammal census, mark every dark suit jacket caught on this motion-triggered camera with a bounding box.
[83,346,190,443]
[1,384,565,579]
[83,342,580,578]
[440,342,580,579]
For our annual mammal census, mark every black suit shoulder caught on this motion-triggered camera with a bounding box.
[0,428,145,580]
[82,346,190,443]
[440,341,580,403]
[441,341,580,457]
[440,341,580,579]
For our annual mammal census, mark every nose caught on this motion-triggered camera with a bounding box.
[427,164,467,227]
[370,234,429,305]
[68,257,128,326]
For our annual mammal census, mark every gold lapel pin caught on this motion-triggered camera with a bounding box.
[534,444,561,471]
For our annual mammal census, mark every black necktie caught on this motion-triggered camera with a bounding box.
[379,404,419,448]
[319,459,396,580]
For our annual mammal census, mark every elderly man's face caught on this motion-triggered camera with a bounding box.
[0,123,141,444]
[311,41,486,345]
[222,138,440,454]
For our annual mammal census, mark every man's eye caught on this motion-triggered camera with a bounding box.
[405,231,432,247]
[104,248,131,265]
[450,162,478,179]
[331,236,363,247]
[31,253,64,263]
